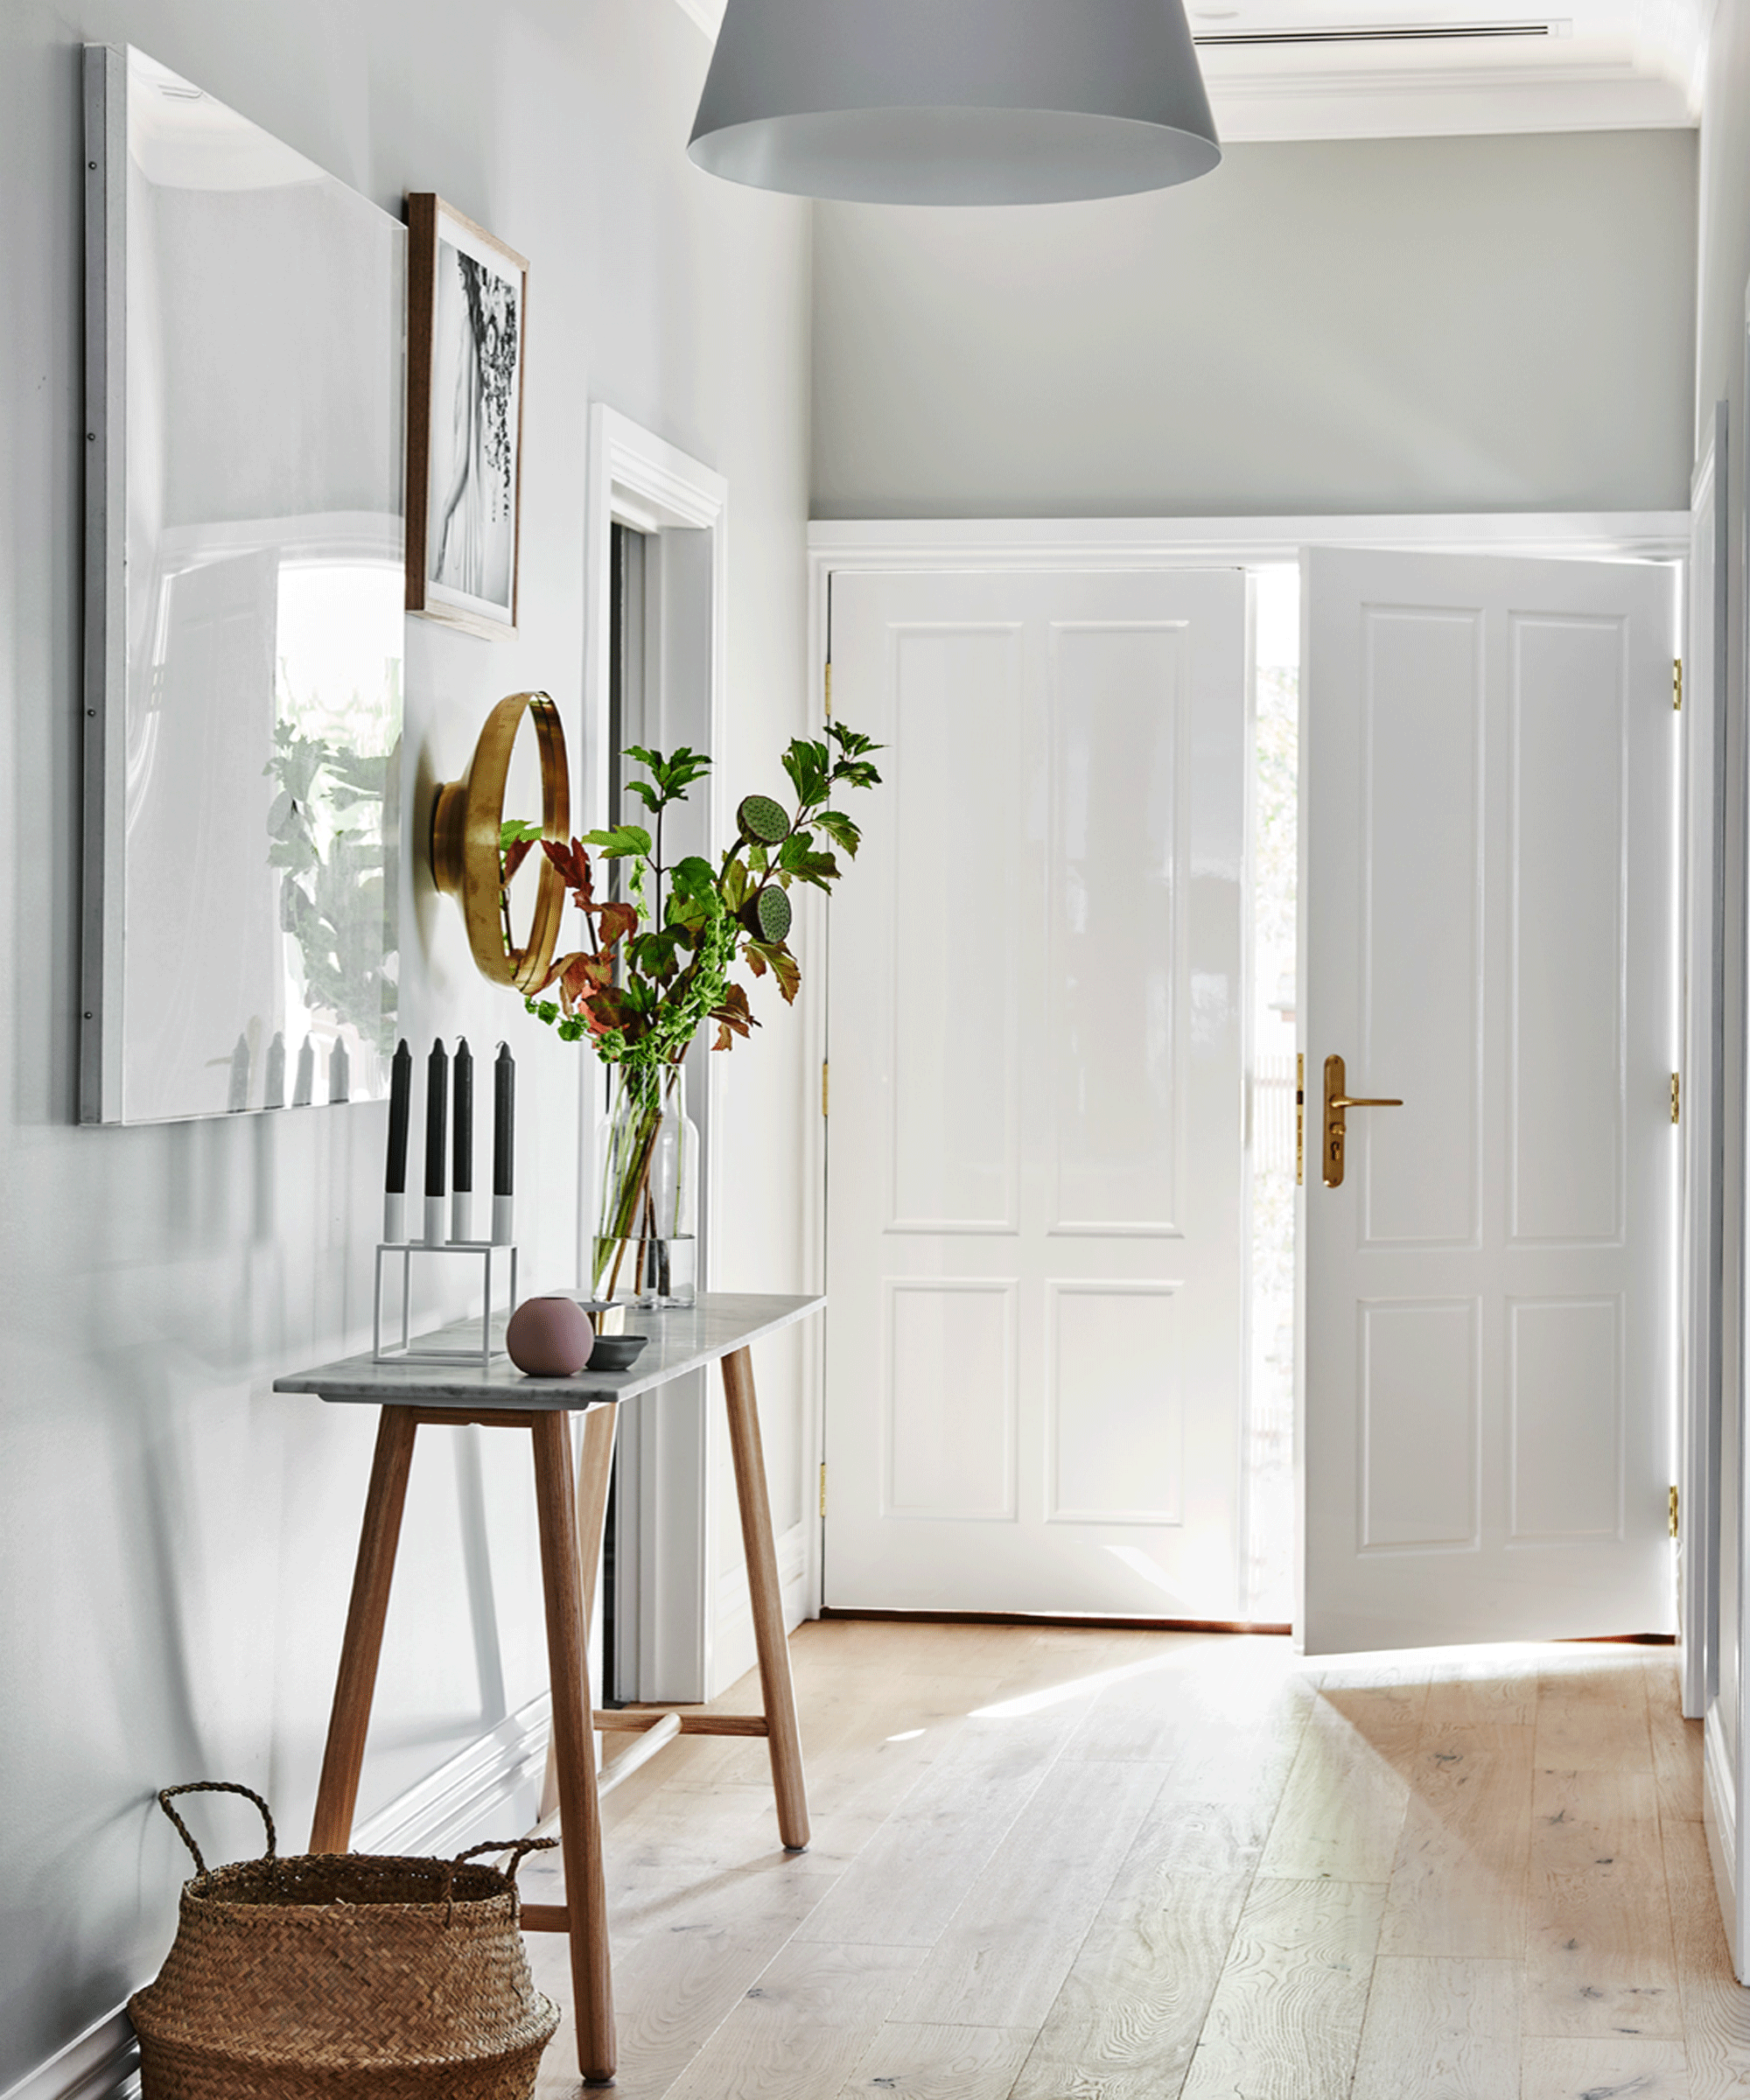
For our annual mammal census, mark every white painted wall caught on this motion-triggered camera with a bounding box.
[1693,1,1750,1959]
[811,129,1698,519]
[0,0,811,2084]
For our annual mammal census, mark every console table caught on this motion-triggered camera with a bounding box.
[275,1291,824,2086]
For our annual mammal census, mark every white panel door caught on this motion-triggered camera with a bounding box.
[824,568,1249,1615]
[1302,546,1677,1654]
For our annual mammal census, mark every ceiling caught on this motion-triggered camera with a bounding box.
[669,0,1709,141]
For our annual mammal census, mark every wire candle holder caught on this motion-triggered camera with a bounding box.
[373,1239,519,1367]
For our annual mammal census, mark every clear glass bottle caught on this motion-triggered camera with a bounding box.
[592,1060,698,1307]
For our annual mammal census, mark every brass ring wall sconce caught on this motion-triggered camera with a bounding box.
[430,690,570,991]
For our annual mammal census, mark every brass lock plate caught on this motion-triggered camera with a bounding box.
[1323,1054,1348,1188]
[1322,1054,1404,1188]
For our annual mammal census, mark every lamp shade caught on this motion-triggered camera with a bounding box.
[688,0,1221,206]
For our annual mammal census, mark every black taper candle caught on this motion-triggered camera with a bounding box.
[425,1038,448,1198]
[494,1043,514,1196]
[452,1039,473,1193]
[385,1040,412,1194]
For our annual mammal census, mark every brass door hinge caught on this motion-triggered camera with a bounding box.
[1670,1483,1680,1540]
[824,662,834,721]
[1295,1053,1305,1186]
[820,1463,829,1519]
[822,1059,830,1117]
[1673,658,1684,712]
[1670,1072,1681,1125]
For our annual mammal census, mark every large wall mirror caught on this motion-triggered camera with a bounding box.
[81,46,405,1124]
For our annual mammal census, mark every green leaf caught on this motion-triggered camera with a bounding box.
[825,720,882,760]
[815,809,862,858]
[781,738,831,810]
[500,818,545,849]
[625,743,712,810]
[776,835,840,891]
[720,858,751,912]
[668,855,718,909]
[581,823,654,859]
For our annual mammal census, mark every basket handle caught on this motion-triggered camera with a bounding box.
[156,1782,277,1878]
[451,1835,557,1886]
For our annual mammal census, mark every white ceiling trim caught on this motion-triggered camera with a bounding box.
[1202,40,1695,136]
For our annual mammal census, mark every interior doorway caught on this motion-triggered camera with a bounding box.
[810,515,1688,1644]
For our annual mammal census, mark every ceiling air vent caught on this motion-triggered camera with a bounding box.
[1193,21,1566,46]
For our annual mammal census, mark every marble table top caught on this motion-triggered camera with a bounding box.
[273,1292,825,1411]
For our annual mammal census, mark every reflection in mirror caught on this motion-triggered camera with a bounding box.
[85,46,404,1122]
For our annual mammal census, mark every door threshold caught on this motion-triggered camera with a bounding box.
[819,1606,1292,1636]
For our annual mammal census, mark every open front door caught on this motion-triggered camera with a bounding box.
[1300,546,1677,1655]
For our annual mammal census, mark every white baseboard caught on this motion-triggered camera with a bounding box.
[3,1695,555,2100]
[0,2015,139,2100]
[351,1690,552,1857]
[1704,1707,1740,1978]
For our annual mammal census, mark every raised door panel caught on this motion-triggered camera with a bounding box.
[1360,607,1483,1251]
[1360,1298,1480,1551]
[1509,616,1627,1248]
[886,1280,1018,1522]
[1046,1283,1184,1526]
[1047,623,1186,1237]
[1508,1296,1623,1542]
[887,626,1023,1235]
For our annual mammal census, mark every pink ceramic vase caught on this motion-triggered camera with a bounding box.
[505,1295,596,1377]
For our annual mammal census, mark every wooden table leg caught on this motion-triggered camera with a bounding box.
[539,1400,620,1824]
[310,1407,419,1853]
[532,1409,615,2083]
[722,1347,811,1852]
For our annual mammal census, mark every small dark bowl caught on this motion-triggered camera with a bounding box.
[588,1334,648,1372]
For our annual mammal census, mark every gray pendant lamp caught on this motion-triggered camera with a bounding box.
[688,0,1221,207]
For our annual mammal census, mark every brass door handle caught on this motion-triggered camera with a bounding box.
[1322,1055,1403,1188]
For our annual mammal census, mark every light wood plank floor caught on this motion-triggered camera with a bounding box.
[526,1620,1742,2099]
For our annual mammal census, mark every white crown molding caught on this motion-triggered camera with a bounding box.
[1203,40,1696,137]
[807,512,1690,569]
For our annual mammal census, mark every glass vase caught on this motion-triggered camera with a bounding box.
[592,1060,698,1307]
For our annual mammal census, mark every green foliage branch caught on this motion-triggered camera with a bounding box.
[516,721,882,1074]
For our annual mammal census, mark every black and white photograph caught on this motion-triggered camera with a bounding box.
[405,193,527,638]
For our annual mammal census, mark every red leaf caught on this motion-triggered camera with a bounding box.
[596,900,639,948]
[542,837,596,906]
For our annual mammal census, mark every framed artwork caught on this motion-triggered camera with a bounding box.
[81,45,403,1124]
[406,195,528,640]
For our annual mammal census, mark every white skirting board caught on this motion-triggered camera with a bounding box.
[4,1691,555,2100]
[710,1517,808,1698]
[1706,1706,1740,1978]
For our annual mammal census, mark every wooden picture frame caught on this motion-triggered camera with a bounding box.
[405,194,528,640]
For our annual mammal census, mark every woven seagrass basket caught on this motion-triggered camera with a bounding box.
[129,1782,561,2100]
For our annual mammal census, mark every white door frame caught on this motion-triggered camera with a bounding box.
[584,405,728,1699]
[806,512,1690,1625]
[1685,407,1729,1729]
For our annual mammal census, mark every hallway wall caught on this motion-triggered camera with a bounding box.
[0,2,812,2083]
[811,128,1698,519]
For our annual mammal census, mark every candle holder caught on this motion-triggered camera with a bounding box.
[373,1240,520,1367]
